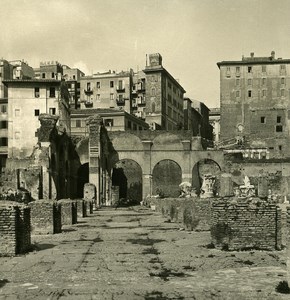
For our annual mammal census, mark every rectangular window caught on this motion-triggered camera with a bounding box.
[168,82,172,89]
[0,137,8,146]
[0,121,7,129]
[281,77,285,85]
[110,81,114,88]
[42,73,45,79]
[76,120,81,127]
[248,79,252,85]
[281,65,286,70]
[118,94,123,102]
[1,105,7,114]
[226,67,230,72]
[34,87,40,98]
[277,116,281,123]
[118,80,123,90]
[281,89,285,97]
[236,90,240,98]
[262,78,266,85]
[96,82,100,89]
[52,72,55,78]
[262,90,267,97]
[261,116,266,123]
[279,145,282,151]
[236,66,240,73]
[49,108,56,115]
[49,87,56,98]
[104,119,114,127]
[248,66,252,73]
[168,106,172,118]
[34,109,40,116]
[236,79,240,86]
[262,65,266,73]
[276,125,283,132]
[248,90,252,97]
[96,94,100,100]
[110,93,114,100]
[87,82,91,90]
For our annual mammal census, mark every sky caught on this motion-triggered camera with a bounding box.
[1,0,290,108]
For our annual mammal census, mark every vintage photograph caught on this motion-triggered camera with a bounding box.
[0,0,290,299]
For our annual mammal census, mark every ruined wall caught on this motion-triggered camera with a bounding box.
[0,202,31,256]
[211,199,281,251]
[29,200,61,234]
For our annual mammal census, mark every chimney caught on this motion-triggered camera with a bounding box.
[250,52,254,58]
[271,51,275,59]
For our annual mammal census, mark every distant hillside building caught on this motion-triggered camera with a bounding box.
[217,51,290,158]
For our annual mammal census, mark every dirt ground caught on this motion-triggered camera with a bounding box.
[0,206,289,299]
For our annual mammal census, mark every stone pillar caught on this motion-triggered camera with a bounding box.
[142,140,152,199]
[86,115,103,208]
[181,140,192,185]
[200,174,216,198]
[111,186,119,206]
[105,171,111,206]
[219,173,233,197]
[258,175,268,199]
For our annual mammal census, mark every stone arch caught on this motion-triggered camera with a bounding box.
[77,163,89,198]
[192,159,221,195]
[112,159,142,205]
[152,159,182,197]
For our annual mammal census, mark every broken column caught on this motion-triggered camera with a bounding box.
[59,199,77,225]
[219,173,233,197]
[200,174,216,198]
[83,183,96,214]
[76,199,87,218]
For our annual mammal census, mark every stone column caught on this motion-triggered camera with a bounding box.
[86,115,103,208]
[142,140,152,199]
[181,140,192,184]
[220,173,233,197]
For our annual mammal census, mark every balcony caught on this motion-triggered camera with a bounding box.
[84,88,93,95]
[116,99,125,105]
[84,101,93,108]
[116,86,125,92]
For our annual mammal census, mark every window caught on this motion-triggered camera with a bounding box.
[261,116,266,123]
[236,66,240,73]
[49,108,56,115]
[168,82,172,89]
[151,88,156,96]
[34,109,40,116]
[118,94,123,103]
[0,72,2,77]
[280,65,286,70]
[281,89,285,97]
[168,106,172,118]
[262,65,266,73]
[52,72,55,78]
[15,132,20,140]
[127,120,132,129]
[168,94,172,102]
[110,81,114,88]
[118,80,123,90]
[236,79,240,86]
[0,137,8,146]
[226,67,230,72]
[262,90,267,97]
[87,82,91,91]
[279,145,282,151]
[236,90,240,98]
[248,90,252,97]
[151,102,156,113]
[76,120,81,127]
[96,82,100,89]
[42,73,45,79]
[0,121,8,129]
[34,87,40,98]
[96,94,100,100]
[15,109,20,117]
[49,87,55,98]
[276,125,283,132]
[1,104,7,114]
[110,93,114,100]
[262,78,266,85]
[248,66,252,73]
[277,116,281,123]
[104,119,114,127]
[248,79,252,85]
[281,77,285,85]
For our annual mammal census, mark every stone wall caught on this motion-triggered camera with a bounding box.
[29,200,61,234]
[211,198,282,251]
[0,202,31,256]
[58,199,77,225]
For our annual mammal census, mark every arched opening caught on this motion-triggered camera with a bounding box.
[192,159,221,195]
[112,159,142,205]
[152,159,182,197]
[77,163,89,198]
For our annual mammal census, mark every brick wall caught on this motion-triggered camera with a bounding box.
[29,200,61,234]
[0,202,31,256]
[58,199,77,225]
[211,198,281,251]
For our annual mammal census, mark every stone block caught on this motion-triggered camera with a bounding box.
[76,199,87,218]
[219,173,233,197]
[84,199,93,215]
[59,199,77,225]
[83,183,96,201]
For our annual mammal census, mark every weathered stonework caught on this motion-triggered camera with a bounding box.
[211,198,282,251]
[76,199,87,218]
[58,199,77,225]
[0,202,31,256]
[29,200,61,234]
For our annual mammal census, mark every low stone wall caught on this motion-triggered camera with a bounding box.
[29,200,61,234]
[0,202,31,256]
[76,199,87,218]
[211,198,282,251]
[58,199,77,225]
[146,197,212,231]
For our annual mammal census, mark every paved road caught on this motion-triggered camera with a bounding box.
[0,206,289,299]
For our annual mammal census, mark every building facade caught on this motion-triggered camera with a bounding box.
[143,53,185,130]
[209,107,220,144]
[217,51,290,158]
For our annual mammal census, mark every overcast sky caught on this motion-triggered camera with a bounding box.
[1,0,290,108]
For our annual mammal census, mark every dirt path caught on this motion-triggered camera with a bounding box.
[0,206,288,299]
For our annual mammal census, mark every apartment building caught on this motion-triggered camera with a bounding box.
[4,79,70,158]
[143,53,186,130]
[217,51,290,158]
[209,107,220,144]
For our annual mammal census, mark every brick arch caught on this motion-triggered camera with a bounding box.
[75,138,89,165]
[112,159,143,204]
[152,159,182,197]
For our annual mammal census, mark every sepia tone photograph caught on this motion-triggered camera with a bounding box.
[0,0,290,299]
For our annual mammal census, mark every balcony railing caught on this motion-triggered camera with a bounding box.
[84,101,93,107]
[116,86,125,92]
[84,88,93,95]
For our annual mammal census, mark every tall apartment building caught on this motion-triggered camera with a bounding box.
[4,79,70,158]
[217,51,290,158]
[131,70,146,119]
[143,53,185,130]
[63,65,85,109]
